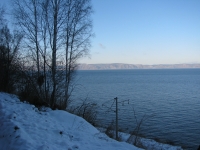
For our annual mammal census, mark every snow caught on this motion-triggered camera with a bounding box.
[0,92,183,150]
[0,92,141,150]
[98,128,183,150]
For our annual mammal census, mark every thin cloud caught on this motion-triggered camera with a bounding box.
[99,43,106,49]
[94,52,100,54]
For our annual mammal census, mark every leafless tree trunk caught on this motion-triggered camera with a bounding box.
[45,0,67,107]
[41,0,50,102]
[49,0,58,107]
[33,0,40,78]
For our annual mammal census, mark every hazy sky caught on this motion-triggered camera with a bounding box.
[1,0,200,64]
[81,0,200,64]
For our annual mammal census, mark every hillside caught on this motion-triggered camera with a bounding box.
[78,63,200,70]
[0,93,142,150]
[0,93,183,150]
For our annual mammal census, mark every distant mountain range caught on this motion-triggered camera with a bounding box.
[78,63,200,70]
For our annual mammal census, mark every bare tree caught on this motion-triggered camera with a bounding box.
[13,0,41,76]
[12,0,93,109]
[63,0,93,107]
[13,0,47,104]
[0,7,23,92]
[46,0,68,107]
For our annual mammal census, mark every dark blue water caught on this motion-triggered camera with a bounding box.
[71,69,200,149]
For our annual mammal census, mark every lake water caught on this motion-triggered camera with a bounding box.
[71,69,200,149]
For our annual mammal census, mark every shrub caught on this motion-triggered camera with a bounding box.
[69,99,98,125]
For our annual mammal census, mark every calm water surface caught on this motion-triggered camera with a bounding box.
[71,69,200,149]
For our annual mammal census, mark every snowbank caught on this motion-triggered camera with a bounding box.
[98,128,183,150]
[0,93,141,150]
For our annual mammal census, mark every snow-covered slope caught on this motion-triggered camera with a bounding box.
[0,93,142,150]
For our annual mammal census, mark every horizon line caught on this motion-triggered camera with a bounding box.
[78,63,200,65]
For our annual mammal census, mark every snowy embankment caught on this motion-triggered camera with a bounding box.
[0,92,183,150]
[0,93,141,150]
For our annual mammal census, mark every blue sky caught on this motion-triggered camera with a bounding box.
[81,0,200,64]
[1,0,200,64]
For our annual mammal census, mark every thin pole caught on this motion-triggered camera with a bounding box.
[114,97,118,140]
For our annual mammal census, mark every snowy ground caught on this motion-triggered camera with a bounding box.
[0,92,183,150]
[98,128,183,150]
